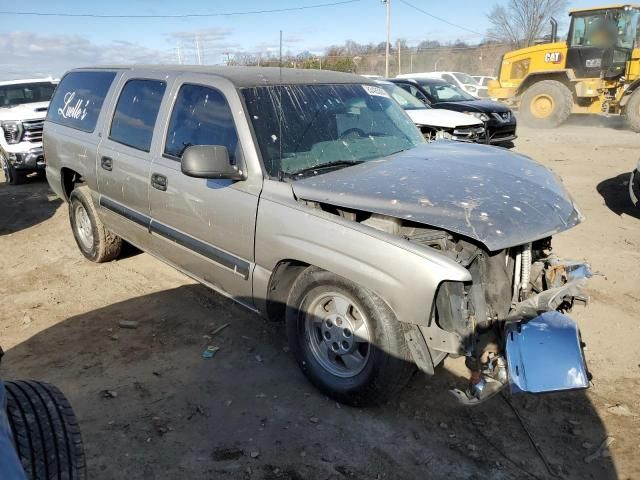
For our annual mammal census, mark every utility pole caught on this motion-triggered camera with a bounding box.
[383,0,390,78]
[195,35,202,65]
[397,39,401,75]
[176,44,182,65]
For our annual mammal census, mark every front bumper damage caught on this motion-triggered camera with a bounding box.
[506,311,589,393]
[449,254,592,406]
[5,147,45,171]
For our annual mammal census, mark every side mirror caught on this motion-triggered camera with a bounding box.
[181,145,245,180]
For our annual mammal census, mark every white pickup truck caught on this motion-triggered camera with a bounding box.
[0,78,57,185]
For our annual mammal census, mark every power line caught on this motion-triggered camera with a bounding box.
[0,0,361,19]
[397,0,484,37]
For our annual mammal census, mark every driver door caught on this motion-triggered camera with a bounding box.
[147,74,261,304]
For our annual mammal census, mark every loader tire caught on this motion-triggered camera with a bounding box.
[5,380,87,480]
[520,80,573,128]
[625,89,640,133]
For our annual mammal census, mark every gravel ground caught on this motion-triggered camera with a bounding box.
[1,116,638,480]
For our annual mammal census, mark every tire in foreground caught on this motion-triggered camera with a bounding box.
[5,380,86,480]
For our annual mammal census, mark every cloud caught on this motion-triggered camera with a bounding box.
[0,31,176,79]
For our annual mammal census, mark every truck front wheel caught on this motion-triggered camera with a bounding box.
[286,267,415,406]
[520,80,573,128]
[625,89,640,133]
[1,153,24,186]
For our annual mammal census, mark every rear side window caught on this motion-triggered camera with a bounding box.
[164,84,238,161]
[110,79,166,152]
[47,71,116,133]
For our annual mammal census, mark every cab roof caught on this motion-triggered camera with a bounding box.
[75,65,372,88]
[569,4,640,14]
[0,78,58,86]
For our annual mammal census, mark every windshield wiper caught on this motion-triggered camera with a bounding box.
[283,160,364,179]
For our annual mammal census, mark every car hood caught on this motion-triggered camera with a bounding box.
[0,101,50,121]
[435,99,510,113]
[405,108,481,128]
[291,142,582,251]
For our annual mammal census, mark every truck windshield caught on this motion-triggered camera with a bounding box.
[570,9,640,49]
[0,82,57,108]
[242,84,424,178]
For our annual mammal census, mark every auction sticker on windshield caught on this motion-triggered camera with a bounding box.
[362,85,390,97]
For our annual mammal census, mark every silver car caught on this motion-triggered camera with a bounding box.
[44,66,591,406]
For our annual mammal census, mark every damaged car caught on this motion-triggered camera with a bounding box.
[375,80,486,143]
[44,66,590,406]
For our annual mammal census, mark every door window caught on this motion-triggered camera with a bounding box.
[164,84,238,162]
[110,79,166,152]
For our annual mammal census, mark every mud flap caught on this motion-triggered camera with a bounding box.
[505,311,589,393]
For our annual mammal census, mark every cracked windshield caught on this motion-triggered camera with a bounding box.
[242,83,424,178]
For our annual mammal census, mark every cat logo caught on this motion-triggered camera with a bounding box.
[544,52,563,63]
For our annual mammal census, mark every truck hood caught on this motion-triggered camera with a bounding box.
[291,142,583,251]
[0,101,50,121]
[405,108,481,128]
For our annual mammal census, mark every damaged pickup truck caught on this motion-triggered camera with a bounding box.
[44,66,590,406]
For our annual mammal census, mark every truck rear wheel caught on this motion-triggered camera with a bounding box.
[286,267,415,406]
[520,80,573,128]
[5,380,87,480]
[625,89,640,133]
[69,186,122,263]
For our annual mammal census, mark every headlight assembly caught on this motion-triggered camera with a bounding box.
[1,121,23,144]
[463,111,490,122]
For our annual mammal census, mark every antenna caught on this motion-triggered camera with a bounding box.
[278,30,283,177]
[279,30,283,76]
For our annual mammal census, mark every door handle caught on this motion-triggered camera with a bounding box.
[151,173,167,191]
[101,156,113,171]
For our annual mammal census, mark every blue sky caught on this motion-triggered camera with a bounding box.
[0,0,617,78]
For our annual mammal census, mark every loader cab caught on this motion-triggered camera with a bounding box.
[566,5,640,79]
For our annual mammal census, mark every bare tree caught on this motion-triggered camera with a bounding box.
[487,0,568,48]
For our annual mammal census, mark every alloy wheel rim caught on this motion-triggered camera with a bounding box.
[74,203,94,250]
[304,292,371,378]
[531,94,554,119]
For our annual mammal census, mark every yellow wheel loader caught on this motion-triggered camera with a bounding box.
[488,4,640,131]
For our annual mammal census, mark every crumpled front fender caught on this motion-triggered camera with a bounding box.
[505,311,589,394]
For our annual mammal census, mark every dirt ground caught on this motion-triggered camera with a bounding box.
[1,116,639,480]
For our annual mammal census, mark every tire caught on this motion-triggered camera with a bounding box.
[625,89,640,133]
[1,152,25,186]
[286,267,415,406]
[519,80,573,128]
[69,186,122,262]
[5,381,87,480]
